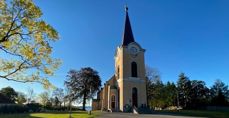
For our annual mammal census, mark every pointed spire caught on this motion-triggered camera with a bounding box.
[122,5,135,46]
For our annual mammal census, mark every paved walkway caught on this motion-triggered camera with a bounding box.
[98,112,206,118]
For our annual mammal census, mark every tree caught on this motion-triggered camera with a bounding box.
[64,87,74,110]
[16,92,26,104]
[54,96,60,107]
[148,80,166,108]
[164,82,177,107]
[27,87,35,103]
[145,66,177,109]
[65,67,101,111]
[52,88,64,107]
[39,91,49,106]
[145,66,161,107]
[0,0,61,88]
[210,79,229,106]
[189,80,210,108]
[0,92,12,103]
[147,81,178,109]
[0,86,18,103]
[63,88,69,107]
[145,66,161,85]
[177,73,192,108]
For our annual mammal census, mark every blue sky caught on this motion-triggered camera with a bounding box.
[0,0,229,95]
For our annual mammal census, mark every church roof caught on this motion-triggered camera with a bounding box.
[122,6,135,46]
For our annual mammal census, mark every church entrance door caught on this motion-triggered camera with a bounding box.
[132,87,138,107]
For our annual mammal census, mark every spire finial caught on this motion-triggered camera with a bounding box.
[125,4,128,12]
[122,4,135,46]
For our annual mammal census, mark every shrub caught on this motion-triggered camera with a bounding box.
[26,103,42,112]
[0,104,29,114]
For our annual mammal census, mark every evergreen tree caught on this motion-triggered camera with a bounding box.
[190,80,210,108]
[177,73,191,108]
[164,82,177,107]
[210,79,229,106]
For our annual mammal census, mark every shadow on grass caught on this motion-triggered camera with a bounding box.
[153,110,229,118]
[0,111,90,118]
[2,111,100,118]
[0,113,41,118]
[40,111,88,114]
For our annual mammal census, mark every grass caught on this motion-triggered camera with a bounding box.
[1,110,229,118]
[156,110,229,118]
[0,111,101,118]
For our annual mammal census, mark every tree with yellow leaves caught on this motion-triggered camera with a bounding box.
[0,0,61,88]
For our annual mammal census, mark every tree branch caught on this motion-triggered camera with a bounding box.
[0,46,25,60]
[1,60,27,77]
[0,74,43,84]
[0,8,23,43]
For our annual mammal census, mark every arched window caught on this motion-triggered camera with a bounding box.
[131,62,138,77]
[111,95,115,109]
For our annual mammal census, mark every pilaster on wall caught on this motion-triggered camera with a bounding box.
[117,79,124,111]
[108,85,110,110]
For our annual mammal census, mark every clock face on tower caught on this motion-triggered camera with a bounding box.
[130,47,138,55]
[128,44,140,57]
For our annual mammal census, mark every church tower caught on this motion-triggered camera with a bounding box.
[92,6,147,112]
[115,6,147,111]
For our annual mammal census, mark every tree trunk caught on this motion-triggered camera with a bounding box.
[82,93,86,111]
[68,99,71,111]
[69,100,72,118]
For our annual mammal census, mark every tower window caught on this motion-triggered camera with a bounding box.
[131,62,138,77]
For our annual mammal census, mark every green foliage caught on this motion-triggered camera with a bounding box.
[177,73,212,109]
[210,79,229,106]
[0,86,18,103]
[146,69,228,110]
[65,67,102,110]
[146,67,177,109]
[26,103,42,112]
[177,73,192,108]
[164,82,177,106]
[189,80,210,108]
[0,104,29,114]
[16,92,26,104]
[0,0,61,89]
[0,93,12,103]
[148,81,177,109]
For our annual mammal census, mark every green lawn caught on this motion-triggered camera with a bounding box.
[156,110,229,118]
[0,111,101,118]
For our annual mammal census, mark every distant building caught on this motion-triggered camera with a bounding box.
[92,7,147,112]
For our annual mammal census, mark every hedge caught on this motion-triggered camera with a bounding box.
[0,103,41,114]
[0,104,29,114]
